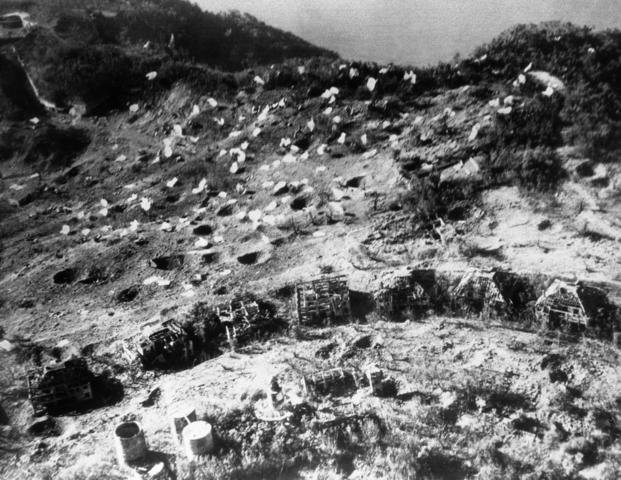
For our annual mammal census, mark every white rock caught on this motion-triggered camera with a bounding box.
[403,70,417,84]
[230,148,246,163]
[129,104,139,113]
[497,106,512,115]
[307,118,315,132]
[143,276,170,287]
[60,225,70,235]
[163,138,173,158]
[272,181,287,194]
[542,86,555,97]
[337,132,346,144]
[254,75,265,86]
[468,123,481,142]
[333,115,342,124]
[252,127,262,137]
[145,71,157,81]
[248,210,262,222]
[207,97,218,108]
[362,149,378,159]
[528,70,565,91]
[488,98,500,108]
[192,178,208,194]
[258,106,270,122]
[115,154,127,162]
[366,77,377,92]
[166,177,178,188]
[230,162,239,174]
[360,133,368,145]
[321,87,339,99]
[323,107,333,116]
[317,144,327,155]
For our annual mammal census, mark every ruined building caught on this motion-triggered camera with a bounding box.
[451,270,512,315]
[27,357,94,416]
[536,280,615,334]
[374,270,432,318]
[296,275,351,325]
[134,320,195,369]
[131,296,281,369]
[215,296,279,347]
[302,368,360,397]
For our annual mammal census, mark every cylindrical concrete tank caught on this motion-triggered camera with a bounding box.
[114,421,147,465]
[169,403,197,444]
[182,421,214,458]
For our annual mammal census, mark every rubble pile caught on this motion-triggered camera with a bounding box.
[127,295,281,370]
[27,357,94,416]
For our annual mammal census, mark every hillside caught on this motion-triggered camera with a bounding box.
[0,2,620,479]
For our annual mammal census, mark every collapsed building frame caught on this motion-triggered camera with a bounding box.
[535,279,615,334]
[27,357,94,416]
[131,295,281,370]
[295,275,351,325]
[374,270,434,317]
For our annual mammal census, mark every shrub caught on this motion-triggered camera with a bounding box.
[489,147,565,191]
[516,147,565,190]
[486,96,564,149]
[472,22,621,159]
